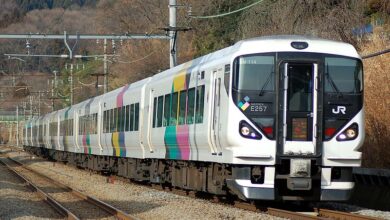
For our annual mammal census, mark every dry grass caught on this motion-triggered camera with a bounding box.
[360,31,390,168]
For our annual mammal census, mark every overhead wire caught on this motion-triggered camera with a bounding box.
[190,0,264,19]
[114,50,158,64]
[78,78,95,87]
[361,48,390,59]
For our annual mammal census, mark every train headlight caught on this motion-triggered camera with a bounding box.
[346,128,357,139]
[337,123,358,141]
[241,126,250,136]
[239,121,262,140]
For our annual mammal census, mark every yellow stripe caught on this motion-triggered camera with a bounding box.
[173,61,192,92]
[112,132,120,157]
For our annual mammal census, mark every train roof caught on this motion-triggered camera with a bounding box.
[34,35,360,119]
[233,35,361,59]
[151,35,360,82]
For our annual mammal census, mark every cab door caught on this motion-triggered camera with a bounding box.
[209,69,223,154]
[281,62,318,155]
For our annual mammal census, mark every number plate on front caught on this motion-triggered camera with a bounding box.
[249,103,270,113]
[290,159,311,177]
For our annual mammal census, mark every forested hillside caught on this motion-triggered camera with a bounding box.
[0,0,389,167]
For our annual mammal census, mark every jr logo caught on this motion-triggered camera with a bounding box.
[332,106,346,115]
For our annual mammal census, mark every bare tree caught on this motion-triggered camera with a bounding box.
[239,0,366,47]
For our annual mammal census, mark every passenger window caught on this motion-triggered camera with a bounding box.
[116,107,120,132]
[224,64,230,93]
[134,103,139,131]
[65,120,68,136]
[187,88,195,124]
[153,97,157,128]
[112,108,116,132]
[78,117,82,135]
[105,110,109,133]
[163,94,171,126]
[102,112,105,133]
[64,121,66,136]
[125,105,130,131]
[91,114,94,134]
[109,109,113,133]
[104,110,110,133]
[195,85,205,123]
[119,106,124,132]
[87,115,90,134]
[130,104,134,131]
[92,114,95,134]
[95,113,98,134]
[82,116,85,135]
[70,119,73,136]
[170,92,178,126]
[87,115,90,135]
[116,108,120,132]
[157,96,164,127]
[178,90,187,125]
[71,119,74,136]
[122,107,125,132]
[107,110,110,133]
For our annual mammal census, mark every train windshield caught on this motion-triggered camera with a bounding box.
[325,57,363,93]
[233,55,275,91]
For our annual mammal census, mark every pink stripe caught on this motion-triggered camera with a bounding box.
[116,85,130,107]
[176,125,190,160]
[82,135,87,153]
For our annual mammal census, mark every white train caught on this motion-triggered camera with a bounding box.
[23,35,364,201]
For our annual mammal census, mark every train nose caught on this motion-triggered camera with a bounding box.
[287,159,312,190]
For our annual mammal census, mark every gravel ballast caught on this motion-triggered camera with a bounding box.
[318,202,390,220]
[6,149,281,220]
[5,147,390,220]
[0,154,62,219]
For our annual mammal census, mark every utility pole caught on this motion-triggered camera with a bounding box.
[169,0,177,68]
[0,5,182,109]
[0,32,170,97]
[70,63,74,105]
[16,105,18,147]
[91,73,104,96]
[103,38,108,93]
[51,70,57,111]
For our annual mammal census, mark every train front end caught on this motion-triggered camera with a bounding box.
[226,36,364,201]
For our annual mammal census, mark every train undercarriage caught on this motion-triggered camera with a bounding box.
[24,145,353,201]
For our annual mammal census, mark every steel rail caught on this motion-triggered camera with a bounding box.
[318,208,381,220]
[7,156,138,220]
[0,158,79,220]
[12,146,383,220]
[267,207,322,220]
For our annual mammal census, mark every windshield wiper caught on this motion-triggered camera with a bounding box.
[259,69,274,96]
[325,64,343,98]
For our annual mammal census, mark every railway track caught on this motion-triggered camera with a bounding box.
[267,207,381,220]
[0,153,137,220]
[149,183,382,220]
[3,147,384,220]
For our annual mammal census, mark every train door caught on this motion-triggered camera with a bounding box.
[146,88,154,153]
[45,119,50,149]
[97,101,103,152]
[56,114,60,150]
[74,111,80,151]
[209,69,223,154]
[280,62,318,155]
